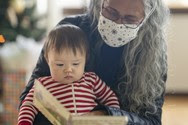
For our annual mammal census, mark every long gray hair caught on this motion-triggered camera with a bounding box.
[87,0,170,115]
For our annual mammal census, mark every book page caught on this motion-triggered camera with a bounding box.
[72,116,128,125]
[33,79,70,125]
[33,79,128,125]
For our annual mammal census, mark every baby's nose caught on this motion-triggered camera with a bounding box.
[64,66,72,73]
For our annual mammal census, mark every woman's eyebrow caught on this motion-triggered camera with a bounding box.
[106,5,140,19]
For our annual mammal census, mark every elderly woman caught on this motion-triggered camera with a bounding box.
[19,0,170,124]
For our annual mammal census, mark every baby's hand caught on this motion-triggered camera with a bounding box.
[66,115,73,125]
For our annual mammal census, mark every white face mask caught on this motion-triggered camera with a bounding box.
[98,14,142,47]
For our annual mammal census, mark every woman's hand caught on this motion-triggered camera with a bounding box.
[82,110,107,116]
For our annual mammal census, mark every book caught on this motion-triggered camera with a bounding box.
[33,79,128,125]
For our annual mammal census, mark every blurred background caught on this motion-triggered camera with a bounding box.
[0,0,188,125]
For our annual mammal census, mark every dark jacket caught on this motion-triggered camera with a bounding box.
[19,14,165,125]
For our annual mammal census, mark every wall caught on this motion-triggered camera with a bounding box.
[166,13,188,93]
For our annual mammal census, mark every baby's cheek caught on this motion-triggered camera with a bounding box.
[51,70,61,78]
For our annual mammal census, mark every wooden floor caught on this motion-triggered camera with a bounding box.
[162,94,188,125]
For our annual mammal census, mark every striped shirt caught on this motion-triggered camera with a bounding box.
[18,72,119,125]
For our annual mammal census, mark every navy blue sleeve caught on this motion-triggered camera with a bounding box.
[93,95,164,125]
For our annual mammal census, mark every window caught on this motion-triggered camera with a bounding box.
[165,0,188,13]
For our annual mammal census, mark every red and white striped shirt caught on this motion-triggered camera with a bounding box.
[18,72,119,125]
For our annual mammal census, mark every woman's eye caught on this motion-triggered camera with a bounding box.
[127,20,139,24]
[107,8,118,17]
[56,64,64,66]
[122,17,140,24]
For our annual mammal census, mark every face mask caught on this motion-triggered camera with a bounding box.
[98,13,142,47]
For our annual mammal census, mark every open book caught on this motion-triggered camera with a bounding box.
[33,79,128,125]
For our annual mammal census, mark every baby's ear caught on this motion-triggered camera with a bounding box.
[46,58,49,64]
[44,55,49,63]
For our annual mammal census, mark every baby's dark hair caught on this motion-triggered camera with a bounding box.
[44,24,88,60]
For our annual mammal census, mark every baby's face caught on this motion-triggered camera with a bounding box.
[47,49,86,84]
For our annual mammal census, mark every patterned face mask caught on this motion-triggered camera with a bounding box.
[98,13,142,47]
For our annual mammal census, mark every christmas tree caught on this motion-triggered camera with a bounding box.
[0,0,46,44]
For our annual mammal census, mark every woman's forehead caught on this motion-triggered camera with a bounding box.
[105,0,144,16]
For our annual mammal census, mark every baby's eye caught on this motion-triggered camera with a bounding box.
[56,64,64,66]
[73,63,79,66]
